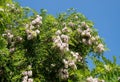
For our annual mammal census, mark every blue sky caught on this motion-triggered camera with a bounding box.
[17,0,120,65]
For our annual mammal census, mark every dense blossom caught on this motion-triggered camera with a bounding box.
[22,66,33,82]
[1,1,119,82]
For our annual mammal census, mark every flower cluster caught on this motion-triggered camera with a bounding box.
[77,21,105,53]
[2,30,23,53]
[53,29,69,52]
[25,15,42,40]
[22,69,33,82]
[58,68,69,80]
[2,30,14,43]
[53,26,83,80]
[86,76,105,82]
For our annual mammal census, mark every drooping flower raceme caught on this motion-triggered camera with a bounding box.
[25,15,42,40]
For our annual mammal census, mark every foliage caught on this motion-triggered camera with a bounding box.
[0,0,120,82]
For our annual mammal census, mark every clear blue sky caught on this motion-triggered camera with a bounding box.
[17,0,120,65]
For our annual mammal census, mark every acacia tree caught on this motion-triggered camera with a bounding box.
[0,0,120,82]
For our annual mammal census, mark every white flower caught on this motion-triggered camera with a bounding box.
[86,32,91,37]
[77,55,82,62]
[95,35,100,40]
[62,26,70,33]
[2,34,7,37]
[86,28,91,32]
[88,39,92,45]
[59,68,69,80]
[81,31,85,36]
[22,76,28,81]
[77,28,82,33]
[36,15,42,20]
[56,43,62,48]
[35,18,41,23]
[9,34,14,39]
[35,29,40,34]
[75,16,78,19]
[55,30,61,35]
[27,70,32,76]
[60,45,64,51]
[29,25,35,30]
[82,38,87,44]
[81,21,86,27]
[7,32,14,39]
[97,43,105,52]
[63,59,69,68]
[93,78,99,82]
[61,34,69,43]
[68,60,77,69]
[71,51,79,60]
[68,22,74,27]
[9,48,15,53]
[70,51,74,55]
[27,34,33,40]
[6,4,10,7]
[27,30,37,40]
[28,78,33,82]
[53,36,62,44]
[62,43,69,48]
[98,43,104,48]
[91,37,96,42]
[31,20,36,25]
[17,36,23,42]
[25,24,29,28]
[65,47,69,51]
[51,64,56,67]
[31,15,42,25]
[22,80,27,82]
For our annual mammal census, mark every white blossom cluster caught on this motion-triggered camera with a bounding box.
[2,31,14,43]
[25,15,42,40]
[22,69,33,82]
[58,68,69,80]
[53,29,69,52]
[68,21,75,27]
[62,51,82,70]
[53,26,83,80]
[2,31,22,53]
[63,59,77,70]
[86,76,105,82]
[77,21,105,53]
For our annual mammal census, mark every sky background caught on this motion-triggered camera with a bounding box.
[17,0,120,65]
